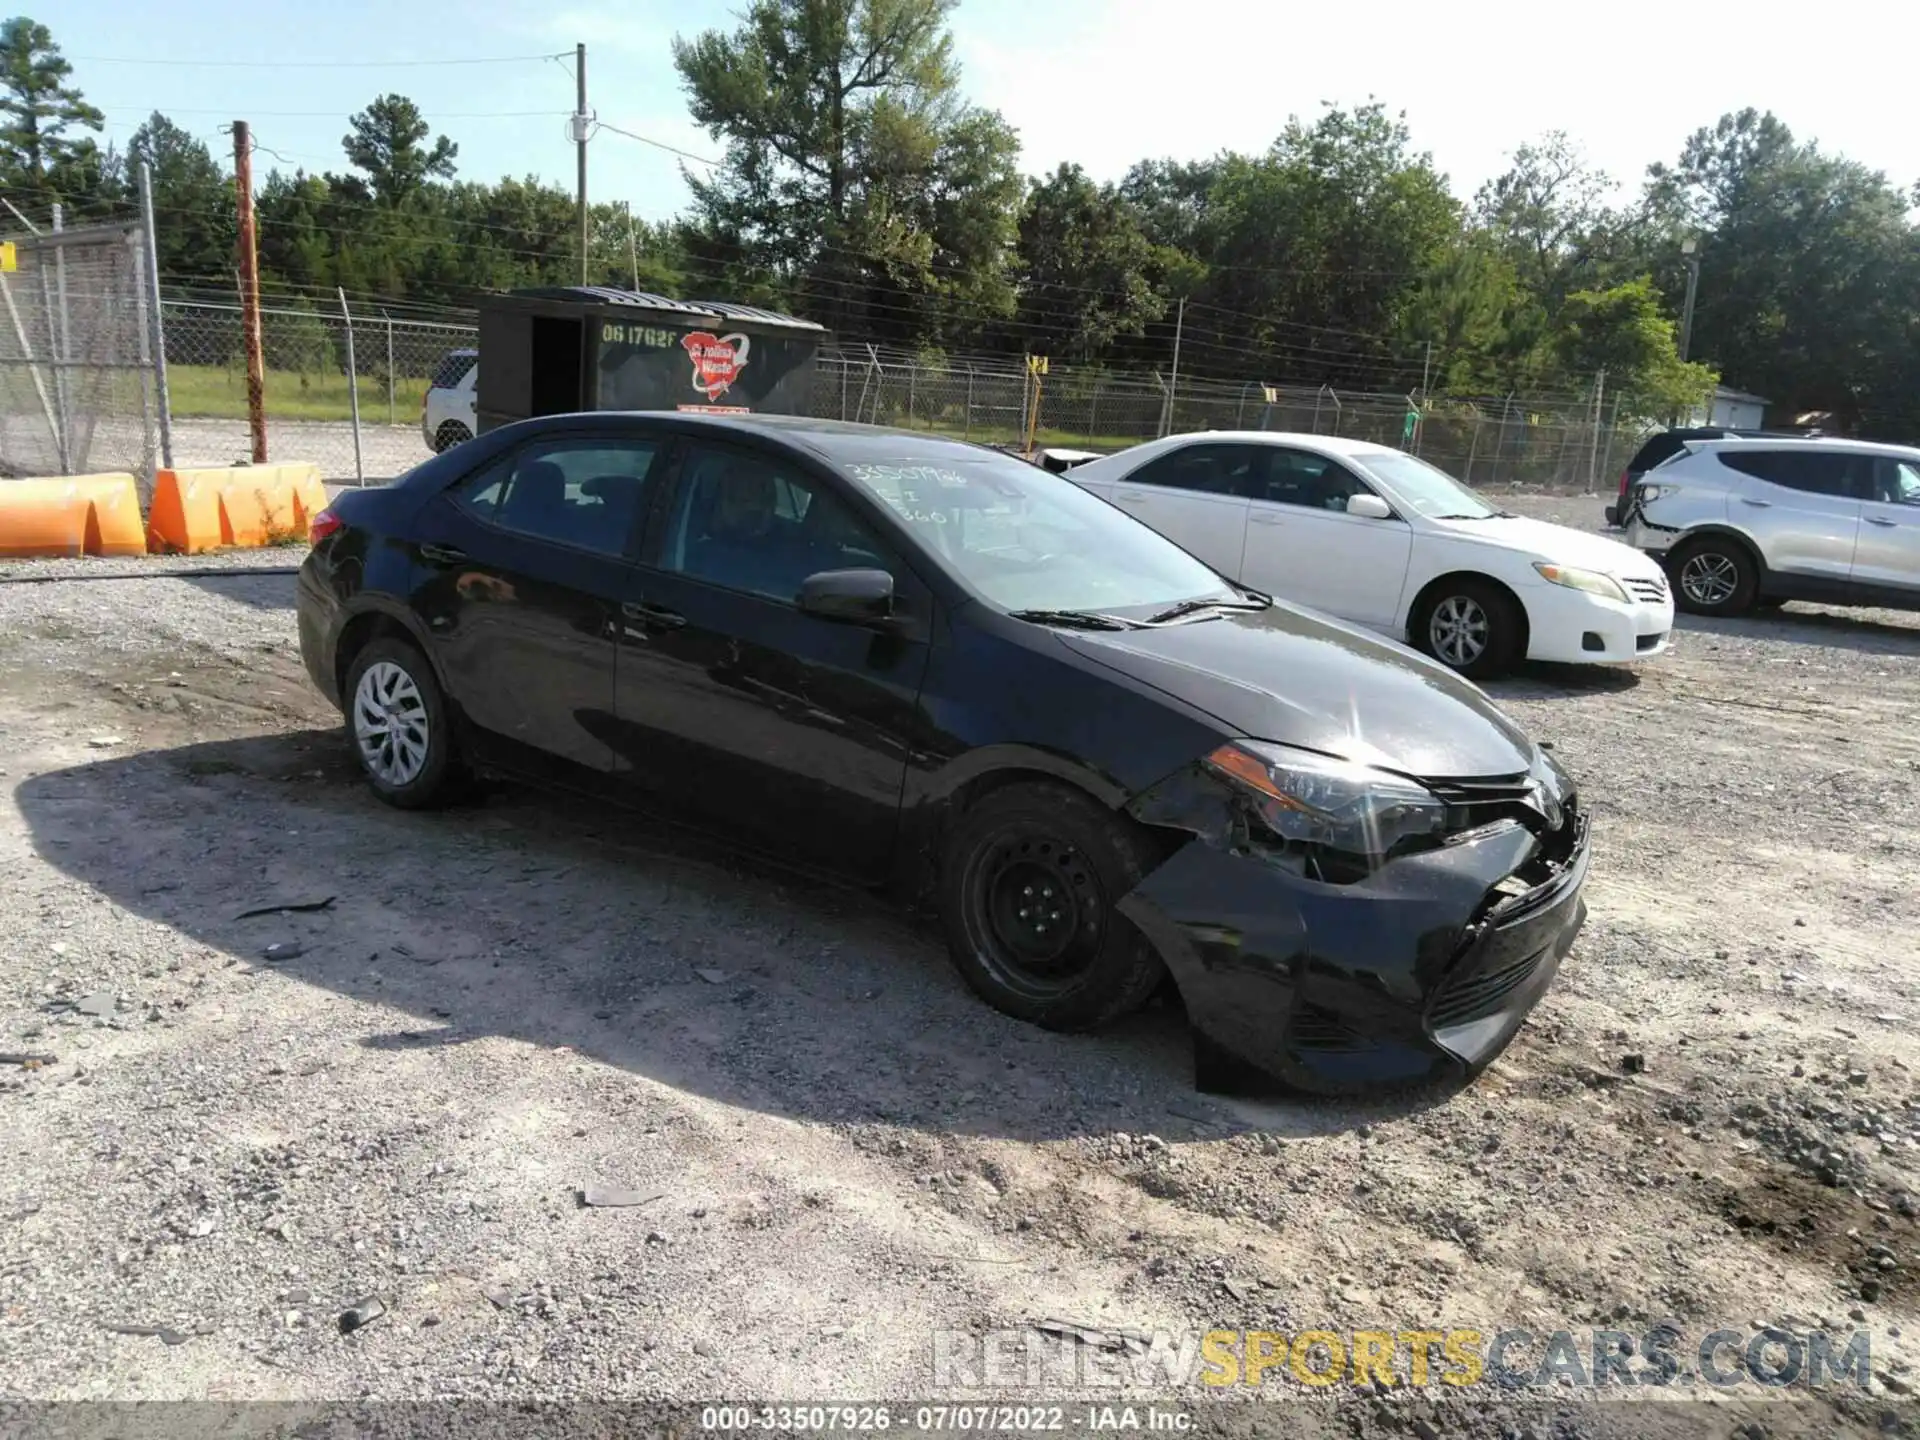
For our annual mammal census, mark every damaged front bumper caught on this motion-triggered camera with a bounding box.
[1119,765,1590,1094]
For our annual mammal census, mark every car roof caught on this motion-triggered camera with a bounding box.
[1105,430,1403,460]
[520,410,1027,466]
[1689,435,1920,460]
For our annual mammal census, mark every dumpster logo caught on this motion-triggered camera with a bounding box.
[681,331,753,401]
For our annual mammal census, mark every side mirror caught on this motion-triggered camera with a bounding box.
[797,568,896,626]
[1346,493,1393,520]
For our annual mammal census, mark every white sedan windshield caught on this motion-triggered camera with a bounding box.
[1361,452,1500,519]
[840,450,1238,613]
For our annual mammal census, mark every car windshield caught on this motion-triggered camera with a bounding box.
[1359,452,1500,519]
[838,448,1241,614]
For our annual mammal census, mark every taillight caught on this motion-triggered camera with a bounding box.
[1617,469,1632,498]
[310,508,344,545]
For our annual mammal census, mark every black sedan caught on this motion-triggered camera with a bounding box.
[298,413,1589,1093]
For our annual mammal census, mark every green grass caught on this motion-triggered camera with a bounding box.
[168,363,431,424]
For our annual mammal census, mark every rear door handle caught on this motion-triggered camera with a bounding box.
[1739,498,1772,508]
[1247,512,1286,527]
[419,542,468,564]
[1114,489,1149,503]
[621,600,687,629]
[1866,516,1898,527]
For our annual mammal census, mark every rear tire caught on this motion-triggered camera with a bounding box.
[433,420,472,453]
[342,638,461,809]
[939,781,1166,1032]
[1413,577,1525,680]
[1671,537,1758,617]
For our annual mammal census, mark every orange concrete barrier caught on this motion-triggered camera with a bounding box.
[146,463,330,554]
[0,472,147,559]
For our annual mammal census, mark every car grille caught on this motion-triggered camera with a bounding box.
[1290,1007,1374,1054]
[1425,776,1573,841]
[1429,945,1550,1029]
[1623,575,1668,603]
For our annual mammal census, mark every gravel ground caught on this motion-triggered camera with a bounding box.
[1,504,1917,1436]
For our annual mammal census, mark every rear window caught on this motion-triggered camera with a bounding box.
[430,352,476,390]
[1627,434,1689,473]
[1717,449,1858,497]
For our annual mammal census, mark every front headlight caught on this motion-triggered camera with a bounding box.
[1532,562,1629,603]
[1204,741,1449,862]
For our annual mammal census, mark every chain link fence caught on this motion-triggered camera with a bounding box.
[160,297,476,482]
[45,290,1650,493]
[815,347,1650,492]
[0,219,160,492]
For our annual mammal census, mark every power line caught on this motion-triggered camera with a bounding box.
[69,50,571,68]
[591,121,721,168]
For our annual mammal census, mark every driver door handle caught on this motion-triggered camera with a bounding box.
[1739,498,1772,508]
[1114,489,1149,503]
[1248,512,1286,527]
[419,542,468,564]
[621,600,686,629]
[1866,516,1898,527]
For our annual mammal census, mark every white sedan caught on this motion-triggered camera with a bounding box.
[1068,432,1675,679]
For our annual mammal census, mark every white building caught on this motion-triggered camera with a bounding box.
[1688,385,1769,430]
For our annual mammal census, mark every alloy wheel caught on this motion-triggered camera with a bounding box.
[1679,551,1739,608]
[353,660,431,787]
[1429,595,1490,667]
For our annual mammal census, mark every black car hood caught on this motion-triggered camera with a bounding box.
[1056,603,1538,780]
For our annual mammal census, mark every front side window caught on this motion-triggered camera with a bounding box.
[1256,449,1377,512]
[1871,458,1920,505]
[658,444,891,602]
[838,445,1239,614]
[452,437,659,556]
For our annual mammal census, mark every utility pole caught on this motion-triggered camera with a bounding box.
[574,43,589,286]
[1587,369,1606,492]
[232,120,267,463]
[1678,236,1701,362]
[624,200,640,291]
[1160,296,1185,438]
[139,162,174,470]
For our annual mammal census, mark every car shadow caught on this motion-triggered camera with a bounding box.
[15,728,1461,1146]
[1487,662,1642,701]
[1675,605,1920,657]
[179,571,300,611]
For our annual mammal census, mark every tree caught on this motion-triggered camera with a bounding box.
[1552,277,1715,418]
[1013,163,1165,361]
[342,94,457,208]
[126,113,233,284]
[1642,109,1916,431]
[0,16,105,210]
[672,0,1022,345]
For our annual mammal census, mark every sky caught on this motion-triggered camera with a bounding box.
[51,0,1920,225]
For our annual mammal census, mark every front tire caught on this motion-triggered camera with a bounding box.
[343,638,460,808]
[1671,537,1758,616]
[939,781,1166,1032]
[1413,578,1524,679]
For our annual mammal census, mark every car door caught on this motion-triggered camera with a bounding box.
[407,430,663,777]
[609,440,934,881]
[1101,443,1261,578]
[1852,454,1920,600]
[1716,449,1861,585]
[1237,447,1414,627]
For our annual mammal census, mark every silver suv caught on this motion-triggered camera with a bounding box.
[1622,437,1920,616]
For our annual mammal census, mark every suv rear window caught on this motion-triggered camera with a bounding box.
[1627,434,1690,473]
[430,352,476,389]
[1717,449,1858,497]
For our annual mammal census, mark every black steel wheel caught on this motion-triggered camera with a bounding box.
[939,781,1166,1031]
[433,420,472,453]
